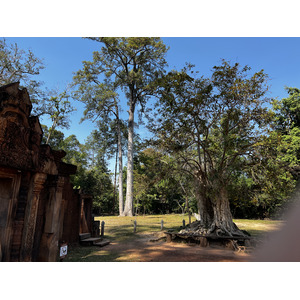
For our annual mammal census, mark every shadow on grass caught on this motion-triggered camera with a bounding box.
[63,245,121,262]
[63,236,250,262]
[63,224,182,262]
[62,219,279,262]
[106,224,179,241]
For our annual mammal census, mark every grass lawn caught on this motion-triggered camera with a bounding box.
[94,214,191,242]
[62,214,284,262]
[233,219,284,237]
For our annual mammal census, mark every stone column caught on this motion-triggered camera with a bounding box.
[39,176,64,262]
[21,172,47,262]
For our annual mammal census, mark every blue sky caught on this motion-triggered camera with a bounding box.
[3,37,300,170]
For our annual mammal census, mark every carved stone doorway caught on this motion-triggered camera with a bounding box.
[0,168,21,261]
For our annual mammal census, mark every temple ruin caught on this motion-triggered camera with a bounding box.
[0,82,94,262]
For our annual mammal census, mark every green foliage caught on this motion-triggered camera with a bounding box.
[62,134,115,214]
[74,162,115,215]
[272,87,300,173]
[275,127,300,170]
[42,90,76,143]
[73,37,169,119]
[39,125,115,214]
[152,61,272,198]
[228,127,297,219]
[46,91,75,129]
[133,148,196,214]
[60,134,88,166]
[272,87,300,133]
[231,86,300,218]
[41,124,65,149]
[73,37,169,216]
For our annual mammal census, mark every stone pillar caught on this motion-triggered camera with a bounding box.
[39,176,65,262]
[44,176,64,233]
[21,172,47,262]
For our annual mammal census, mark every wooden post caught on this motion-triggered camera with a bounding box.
[185,197,191,225]
[182,219,185,228]
[166,233,172,243]
[161,220,164,231]
[101,221,105,237]
[133,220,137,233]
[199,237,208,247]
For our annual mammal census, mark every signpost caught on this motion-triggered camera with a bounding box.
[59,243,68,261]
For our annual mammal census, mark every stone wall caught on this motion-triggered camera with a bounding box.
[0,82,92,262]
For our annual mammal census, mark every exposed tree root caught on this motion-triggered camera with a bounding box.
[179,220,250,238]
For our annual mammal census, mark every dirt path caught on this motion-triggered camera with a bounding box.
[103,233,252,262]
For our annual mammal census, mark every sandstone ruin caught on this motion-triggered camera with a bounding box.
[0,82,93,262]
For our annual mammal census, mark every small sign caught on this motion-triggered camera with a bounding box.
[60,244,68,258]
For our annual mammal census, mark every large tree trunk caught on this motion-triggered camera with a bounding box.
[194,178,213,228]
[123,106,134,216]
[112,150,118,214]
[208,185,243,236]
[182,179,245,237]
[117,115,124,216]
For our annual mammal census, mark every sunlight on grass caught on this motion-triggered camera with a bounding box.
[63,214,283,262]
[234,219,285,237]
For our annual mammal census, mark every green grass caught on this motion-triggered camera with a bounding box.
[94,214,189,242]
[233,219,284,237]
[62,214,284,262]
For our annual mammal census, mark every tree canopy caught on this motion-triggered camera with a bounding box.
[150,60,275,235]
[73,37,169,216]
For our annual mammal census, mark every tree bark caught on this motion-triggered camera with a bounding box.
[123,105,134,216]
[208,185,242,236]
[112,149,117,214]
[194,178,213,228]
[117,119,124,216]
[189,178,245,237]
[46,119,57,144]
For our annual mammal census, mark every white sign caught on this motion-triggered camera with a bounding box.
[60,244,68,257]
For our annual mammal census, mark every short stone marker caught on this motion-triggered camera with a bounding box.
[101,221,105,237]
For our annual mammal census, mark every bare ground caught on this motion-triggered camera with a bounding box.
[102,232,253,262]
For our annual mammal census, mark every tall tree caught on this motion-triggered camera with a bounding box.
[74,37,168,216]
[43,89,75,144]
[72,77,126,215]
[133,148,190,215]
[0,38,45,115]
[272,87,300,178]
[152,61,272,236]
[273,87,300,134]
[41,124,65,149]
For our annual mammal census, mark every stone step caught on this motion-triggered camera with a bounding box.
[93,239,110,247]
[79,233,91,241]
[80,237,103,246]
